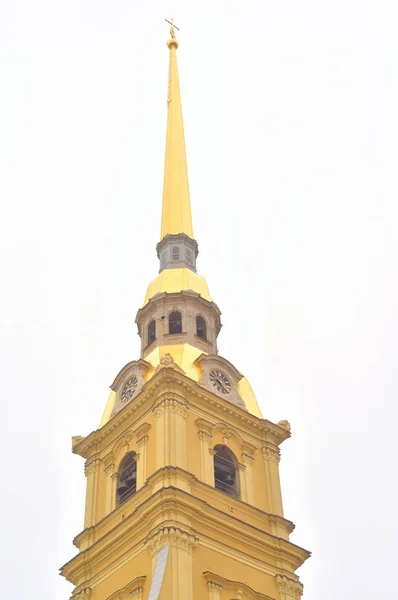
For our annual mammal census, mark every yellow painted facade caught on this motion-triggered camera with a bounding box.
[61,26,309,600]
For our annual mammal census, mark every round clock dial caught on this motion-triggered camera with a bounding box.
[210,369,231,394]
[121,376,138,403]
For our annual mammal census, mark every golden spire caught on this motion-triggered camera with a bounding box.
[160,21,194,241]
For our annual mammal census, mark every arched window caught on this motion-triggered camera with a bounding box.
[213,445,240,499]
[196,315,207,340]
[116,452,137,507]
[148,320,156,345]
[169,311,182,334]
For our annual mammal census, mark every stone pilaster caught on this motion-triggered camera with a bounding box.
[104,462,115,514]
[135,423,151,489]
[241,450,255,505]
[237,462,247,502]
[154,397,188,469]
[262,443,284,516]
[146,526,198,600]
[84,457,100,528]
[195,419,214,485]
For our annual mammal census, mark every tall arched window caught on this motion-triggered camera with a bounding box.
[169,311,182,334]
[148,320,156,345]
[196,315,207,340]
[116,452,137,507]
[213,445,240,499]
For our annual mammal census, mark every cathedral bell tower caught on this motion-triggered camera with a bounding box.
[61,24,310,600]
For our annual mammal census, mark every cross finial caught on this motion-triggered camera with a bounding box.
[165,18,180,40]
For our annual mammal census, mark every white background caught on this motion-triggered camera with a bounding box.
[1,1,397,598]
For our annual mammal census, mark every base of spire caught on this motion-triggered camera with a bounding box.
[156,233,198,273]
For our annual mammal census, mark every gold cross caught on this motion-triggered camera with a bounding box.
[165,18,180,39]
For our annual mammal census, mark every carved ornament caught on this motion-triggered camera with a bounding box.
[207,581,223,592]
[72,588,92,600]
[145,526,198,557]
[203,572,273,599]
[84,457,100,477]
[262,445,281,464]
[277,420,291,433]
[275,575,303,599]
[160,353,174,366]
[153,397,188,419]
[195,418,214,442]
[135,422,151,446]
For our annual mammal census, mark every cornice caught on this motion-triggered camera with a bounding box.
[71,366,290,460]
[71,587,91,600]
[62,467,308,587]
[135,289,222,322]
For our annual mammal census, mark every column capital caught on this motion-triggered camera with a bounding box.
[153,397,189,419]
[84,457,100,477]
[207,581,223,592]
[104,462,115,477]
[275,575,303,599]
[145,526,198,557]
[262,444,281,464]
[135,422,151,446]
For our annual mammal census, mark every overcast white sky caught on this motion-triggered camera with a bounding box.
[1,1,397,598]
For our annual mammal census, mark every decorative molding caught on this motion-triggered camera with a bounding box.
[145,526,198,557]
[153,352,186,376]
[241,452,255,466]
[262,445,281,465]
[71,588,92,600]
[105,577,146,600]
[275,575,303,599]
[104,463,115,477]
[153,397,188,419]
[84,457,100,477]
[277,420,291,433]
[204,572,273,600]
[72,435,84,451]
[130,586,144,600]
[160,353,174,366]
[135,422,151,446]
[195,418,214,442]
[207,582,223,592]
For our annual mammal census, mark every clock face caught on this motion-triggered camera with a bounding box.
[121,376,138,403]
[210,369,231,394]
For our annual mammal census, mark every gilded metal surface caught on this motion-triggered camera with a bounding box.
[161,34,193,240]
[99,344,263,427]
[144,267,212,305]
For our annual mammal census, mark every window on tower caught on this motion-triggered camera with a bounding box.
[116,452,137,507]
[213,445,240,499]
[148,320,156,345]
[169,311,182,334]
[196,315,207,340]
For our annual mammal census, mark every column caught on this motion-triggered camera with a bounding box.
[84,457,100,528]
[262,444,284,516]
[195,419,214,485]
